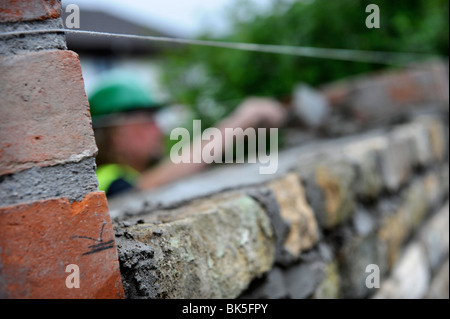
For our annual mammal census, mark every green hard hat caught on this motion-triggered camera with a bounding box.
[88,71,160,118]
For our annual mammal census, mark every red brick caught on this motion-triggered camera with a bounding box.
[0,192,124,299]
[0,50,98,176]
[0,0,62,23]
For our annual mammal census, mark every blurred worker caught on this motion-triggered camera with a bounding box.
[89,71,287,198]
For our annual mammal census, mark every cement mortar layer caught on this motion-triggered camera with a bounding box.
[0,18,67,55]
[0,157,99,207]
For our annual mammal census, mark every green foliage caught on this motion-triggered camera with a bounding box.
[161,0,449,127]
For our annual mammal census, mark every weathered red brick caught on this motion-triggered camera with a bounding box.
[0,0,62,23]
[0,192,124,299]
[0,50,98,176]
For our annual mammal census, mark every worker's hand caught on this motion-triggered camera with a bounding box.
[229,97,287,129]
[138,97,287,191]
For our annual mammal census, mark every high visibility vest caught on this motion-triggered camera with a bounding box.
[96,164,139,194]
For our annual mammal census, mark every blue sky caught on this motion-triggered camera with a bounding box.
[61,0,272,37]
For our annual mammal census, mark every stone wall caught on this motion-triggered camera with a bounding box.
[112,113,449,299]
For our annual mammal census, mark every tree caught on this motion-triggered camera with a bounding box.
[161,0,449,128]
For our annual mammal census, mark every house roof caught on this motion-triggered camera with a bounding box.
[63,8,181,56]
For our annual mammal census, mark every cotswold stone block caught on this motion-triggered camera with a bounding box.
[238,267,288,299]
[338,234,375,299]
[377,206,408,269]
[390,123,429,170]
[268,173,319,257]
[116,195,275,299]
[423,171,443,210]
[338,211,386,299]
[0,50,97,176]
[402,178,429,232]
[442,165,449,198]
[342,136,384,200]
[284,259,325,299]
[400,121,434,168]
[378,175,436,270]
[300,158,356,230]
[373,243,430,299]
[374,203,449,300]
[378,132,413,192]
[0,192,124,299]
[241,243,334,299]
[420,203,449,273]
[312,261,340,299]
[423,117,447,161]
[426,259,449,299]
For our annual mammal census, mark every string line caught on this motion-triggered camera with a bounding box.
[0,28,436,66]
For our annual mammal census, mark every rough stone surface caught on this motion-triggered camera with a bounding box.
[300,158,356,230]
[400,121,434,168]
[0,192,124,299]
[378,132,412,192]
[420,203,449,273]
[338,232,381,299]
[238,267,288,299]
[0,0,62,23]
[338,209,389,297]
[426,259,449,299]
[115,195,275,299]
[342,137,384,200]
[100,114,448,299]
[442,164,449,198]
[423,117,447,161]
[401,178,429,232]
[312,261,340,299]
[373,243,430,299]
[268,173,319,257]
[377,178,431,270]
[0,50,98,176]
[274,243,332,299]
[284,259,326,299]
[377,205,408,270]
[352,208,376,237]
[373,202,449,300]
[0,157,98,207]
[423,170,444,211]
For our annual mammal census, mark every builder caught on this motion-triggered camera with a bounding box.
[89,71,286,197]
